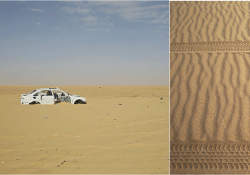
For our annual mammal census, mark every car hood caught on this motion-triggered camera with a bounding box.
[69,94,80,97]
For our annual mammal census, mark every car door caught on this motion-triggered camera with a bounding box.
[40,90,54,105]
[33,92,41,103]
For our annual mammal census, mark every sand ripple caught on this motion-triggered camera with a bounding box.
[170,1,250,173]
[171,52,250,142]
[171,1,250,43]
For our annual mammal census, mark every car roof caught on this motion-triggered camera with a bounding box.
[36,87,61,91]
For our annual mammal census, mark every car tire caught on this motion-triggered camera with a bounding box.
[29,101,39,105]
[74,100,87,104]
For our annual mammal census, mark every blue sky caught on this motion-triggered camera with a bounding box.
[0,1,169,86]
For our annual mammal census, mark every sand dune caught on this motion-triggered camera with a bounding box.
[170,1,250,174]
[0,86,168,174]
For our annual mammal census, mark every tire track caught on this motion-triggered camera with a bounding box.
[170,41,250,53]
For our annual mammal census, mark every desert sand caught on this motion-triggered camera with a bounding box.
[170,1,250,43]
[170,1,250,174]
[0,85,168,174]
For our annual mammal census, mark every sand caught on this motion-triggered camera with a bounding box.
[0,86,169,174]
[170,1,250,174]
[170,1,250,43]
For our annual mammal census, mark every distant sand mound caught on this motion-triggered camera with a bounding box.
[170,1,250,174]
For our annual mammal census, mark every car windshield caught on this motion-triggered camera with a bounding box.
[29,90,37,94]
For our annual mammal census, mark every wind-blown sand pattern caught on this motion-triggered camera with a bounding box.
[171,52,250,142]
[170,1,250,174]
[170,1,250,43]
[0,86,168,174]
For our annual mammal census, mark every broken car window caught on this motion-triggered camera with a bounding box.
[40,90,52,96]
[46,90,52,96]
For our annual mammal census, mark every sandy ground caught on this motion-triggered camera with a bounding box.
[170,1,250,174]
[0,86,169,174]
[170,1,250,43]
[171,53,250,142]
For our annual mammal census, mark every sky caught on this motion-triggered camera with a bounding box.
[0,1,169,86]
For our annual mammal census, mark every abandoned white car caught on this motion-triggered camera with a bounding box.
[20,87,86,105]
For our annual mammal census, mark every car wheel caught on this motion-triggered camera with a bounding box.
[74,100,87,104]
[29,101,39,105]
